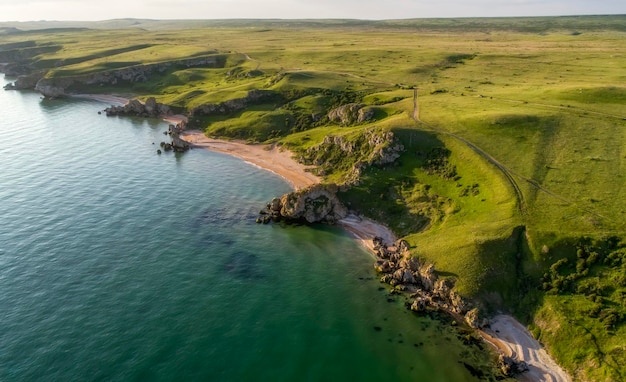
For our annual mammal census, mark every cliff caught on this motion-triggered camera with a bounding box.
[105,97,172,118]
[258,184,347,224]
[8,55,226,97]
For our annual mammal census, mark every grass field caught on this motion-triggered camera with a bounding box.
[1,16,625,381]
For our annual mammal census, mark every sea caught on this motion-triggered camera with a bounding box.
[0,75,494,381]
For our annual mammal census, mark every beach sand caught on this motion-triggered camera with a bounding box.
[179,129,571,382]
[180,130,320,190]
[78,94,568,381]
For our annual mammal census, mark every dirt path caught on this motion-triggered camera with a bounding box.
[411,90,609,221]
[242,52,261,71]
[486,95,626,121]
[412,89,526,214]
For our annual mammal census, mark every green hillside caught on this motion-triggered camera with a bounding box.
[1,16,625,381]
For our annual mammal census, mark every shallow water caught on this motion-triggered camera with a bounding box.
[0,76,493,381]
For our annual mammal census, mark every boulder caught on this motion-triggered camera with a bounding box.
[327,103,364,125]
[270,197,282,213]
[279,184,347,224]
[410,297,428,312]
[374,260,392,273]
[418,263,437,291]
[498,354,529,376]
[464,308,489,329]
[171,133,190,152]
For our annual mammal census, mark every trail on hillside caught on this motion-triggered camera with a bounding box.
[411,90,608,221]
[412,89,526,215]
[241,53,261,71]
[484,95,626,121]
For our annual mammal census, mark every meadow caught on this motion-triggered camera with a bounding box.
[1,16,625,380]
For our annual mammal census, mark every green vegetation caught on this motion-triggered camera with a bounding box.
[1,16,625,381]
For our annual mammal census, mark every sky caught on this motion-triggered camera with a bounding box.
[0,0,624,22]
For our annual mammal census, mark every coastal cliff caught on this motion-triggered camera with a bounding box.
[258,184,347,224]
[5,54,226,97]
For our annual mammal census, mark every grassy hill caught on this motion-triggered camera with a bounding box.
[1,16,625,381]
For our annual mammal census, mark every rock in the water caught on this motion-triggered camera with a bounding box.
[411,297,427,312]
[105,97,172,118]
[275,184,347,224]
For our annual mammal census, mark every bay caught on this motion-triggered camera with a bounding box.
[0,76,492,381]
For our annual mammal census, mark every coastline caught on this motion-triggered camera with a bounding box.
[66,91,569,381]
[180,130,321,190]
[178,127,571,382]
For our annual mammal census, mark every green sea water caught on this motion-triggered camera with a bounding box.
[0,76,496,381]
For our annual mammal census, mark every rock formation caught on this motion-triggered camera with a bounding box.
[159,124,190,153]
[12,55,224,97]
[302,129,405,185]
[188,89,280,120]
[371,235,488,329]
[327,103,375,125]
[257,184,347,224]
[3,70,46,90]
[498,354,529,376]
[105,97,172,118]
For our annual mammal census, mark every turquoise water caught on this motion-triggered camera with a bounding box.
[0,76,491,381]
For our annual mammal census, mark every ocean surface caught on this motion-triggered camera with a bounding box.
[0,76,492,381]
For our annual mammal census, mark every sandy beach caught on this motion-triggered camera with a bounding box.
[179,128,571,382]
[481,316,571,382]
[71,93,130,105]
[75,93,568,381]
[180,130,320,190]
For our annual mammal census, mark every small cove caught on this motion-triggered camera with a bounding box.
[0,76,497,381]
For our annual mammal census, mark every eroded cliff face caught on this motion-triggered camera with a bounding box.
[105,97,172,118]
[372,237,489,330]
[301,129,405,185]
[327,103,375,125]
[258,184,347,224]
[189,89,280,119]
[12,55,225,97]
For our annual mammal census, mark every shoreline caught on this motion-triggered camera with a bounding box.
[180,130,321,190]
[178,128,571,382]
[68,91,569,381]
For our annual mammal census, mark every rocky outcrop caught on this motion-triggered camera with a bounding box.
[257,184,347,224]
[3,70,46,90]
[189,89,280,118]
[302,129,404,185]
[327,103,375,125]
[159,124,190,153]
[498,354,529,377]
[105,97,172,118]
[371,236,488,329]
[29,55,224,97]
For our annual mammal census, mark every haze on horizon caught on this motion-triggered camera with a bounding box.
[0,0,624,22]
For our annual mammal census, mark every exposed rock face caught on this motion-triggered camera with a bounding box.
[258,184,347,224]
[280,184,347,223]
[302,129,404,185]
[327,103,375,125]
[464,308,490,329]
[189,89,280,118]
[371,235,488,329]
[3,70,46,90]
[29,55,224,97]
[498,354,529,376]
[105,97,172,118]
